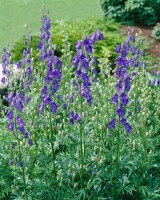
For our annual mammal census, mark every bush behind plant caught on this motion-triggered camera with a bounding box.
[100,0,160,26]
[10,18,158,74]
[11,18,123,69]
[152,23,160,40]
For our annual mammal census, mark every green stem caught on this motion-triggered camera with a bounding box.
[49,112,56,183]
[80,96,84,190]
[114,122,120,200]
[141,121,147,199]
[22,166,28,199]
[14,119,28,199]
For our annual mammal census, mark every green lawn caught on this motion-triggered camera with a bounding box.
[0,0,103,56]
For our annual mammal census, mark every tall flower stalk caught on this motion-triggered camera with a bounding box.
[3,38,35,198]
[71,30,103,189]
[38,13,62,189]
[108,30,145,199]
[7,93,33,200]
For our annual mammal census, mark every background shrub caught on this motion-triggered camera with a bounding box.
[11,18,123,69]
[10,18,154,73]
[100,0,160,26]
[152,23,160,40]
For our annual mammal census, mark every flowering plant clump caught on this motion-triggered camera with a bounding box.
[38,15,62,116]
[0,12,160,200]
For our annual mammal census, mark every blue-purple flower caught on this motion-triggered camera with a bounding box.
[125,123,132,133]
[50,102,58,113]
[18,161,23,168]
[108,118,116,129]
[7,110,14,121]
[7,92,14,104]
[111,93,118,105]
[28,138,33,146]
[8,122,14,131]
[69,111,81,125]
[8,160,13,165]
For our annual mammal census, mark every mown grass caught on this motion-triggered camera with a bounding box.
[0,0,103,56]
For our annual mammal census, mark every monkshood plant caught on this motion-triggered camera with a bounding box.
[107,29,147,199]
[108,29,160,199]
[37,13,63,193]
[70,30,103,191]
[0,11,160,200]
[1,39,34,199]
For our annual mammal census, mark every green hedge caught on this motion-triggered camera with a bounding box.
[100,0,160,26]
[11,18,123,68]
[152,23,160,40]
[11,18,156,72]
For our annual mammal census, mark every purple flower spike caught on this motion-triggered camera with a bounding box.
[116,104,124,117]
[16,92,23,101]
[63,103,67,110]
[18,161,23,168]
[108,118,116,129]
[24,132,29,138]
[1,77,6,84]
[16,115,25,127]
[93,68,98,75]
[26,67,32,75]
[28,138,33,146]
[42,94,52,105]
[111,93,118,105]
[137,106,141,111]
[125,123,132,133]
[83,36,90,46]
[96,30,104,40]
[70,118,74,125]
[115,45,121,53]
[51,102,58,113]
[7,110,14,121]
[75,40,82,50]
[8,122,14,132]
[93,56,98,66]
[85,44,92,53]
[120,92,129,105]
[75,113,81,123]
[116,80,123,92]
[120,117,126,125]
[41,85,48,95]
[69,111,74,118]
[72,55,79,66]
[150,80,155,87]
[8,160,13,165]
[19,126,25,133]
[54,56,62,68]
[38,103,44,114]
[16,101,23,112]
[90,33,96,44]
[69,111,81,124]
[83,36,92,53]
[24,95,30,104]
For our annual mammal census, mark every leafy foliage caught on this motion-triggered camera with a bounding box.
[11,18,123,69]
[100,0,160,26]
[0,13,160,200]
[152,23,160,40]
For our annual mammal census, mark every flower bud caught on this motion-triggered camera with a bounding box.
[146,132,150,137]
